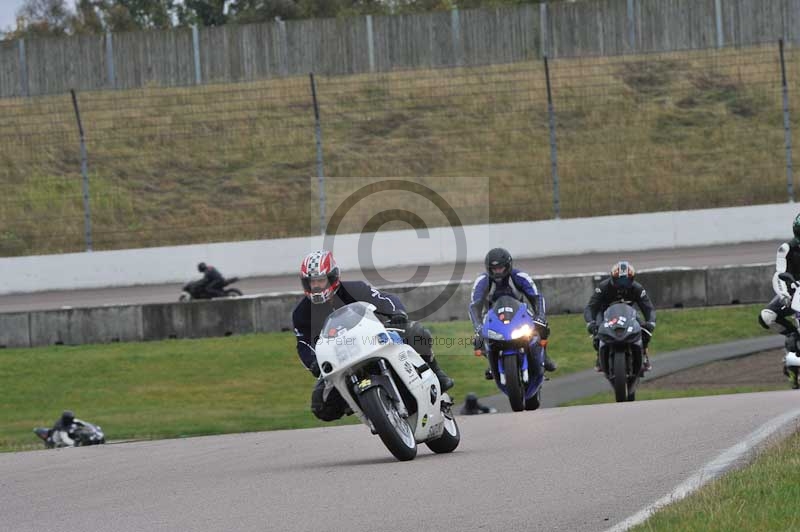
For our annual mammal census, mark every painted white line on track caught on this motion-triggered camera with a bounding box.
[604,406,800,532]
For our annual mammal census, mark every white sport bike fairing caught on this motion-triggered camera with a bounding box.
[315,302,460,461]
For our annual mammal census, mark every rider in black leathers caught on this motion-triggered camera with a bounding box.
[584,261,656,372]
[196,262,226,298]
[292,250,454,422]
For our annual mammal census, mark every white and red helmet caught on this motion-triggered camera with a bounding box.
[300,250,341,304]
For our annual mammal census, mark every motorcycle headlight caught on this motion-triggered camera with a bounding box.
[511,324,533,340]
[487,329,505,341]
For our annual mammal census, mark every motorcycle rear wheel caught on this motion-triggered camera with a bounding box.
[360,386,417,461]
[425,406,460,454]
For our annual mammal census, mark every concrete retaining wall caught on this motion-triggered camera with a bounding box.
[0,202,794,295]
[1,264,773,349]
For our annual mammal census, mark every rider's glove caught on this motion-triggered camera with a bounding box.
[387,310,409,330]
[472,333,484,350]
[308,360,321,378]
[586,322,599,336]
[642,321,656,335]
[533,316,550,340]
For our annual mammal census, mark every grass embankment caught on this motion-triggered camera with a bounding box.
[0,304,767,452]
[630,429,800,532]
[0,45,795,255]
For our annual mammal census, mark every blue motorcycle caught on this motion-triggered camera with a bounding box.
[479,295,546,412]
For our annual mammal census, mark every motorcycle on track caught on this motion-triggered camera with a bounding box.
[33,419,106,449]
[179,277,243,301]
[778,272,800,389]
[478,295,546,412]
[597,303,645,402]
[314,302,460,461]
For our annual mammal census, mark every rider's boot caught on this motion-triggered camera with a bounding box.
[785,330,800,353]
[544,352,558,372]
[642,348,652,372]
[595,353,602,372]
[484,366,493,380]
[427,356,454,392]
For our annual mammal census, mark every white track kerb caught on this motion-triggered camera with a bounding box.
[604,407,800,532]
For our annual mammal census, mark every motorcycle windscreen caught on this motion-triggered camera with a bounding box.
[320,302,382,340]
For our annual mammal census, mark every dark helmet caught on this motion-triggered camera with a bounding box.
[610,261,635,289]
[197,262,207,273]
[793,213,800,239]
[300,250,341,304]
[485,248,512,282]
[61,410,75,425]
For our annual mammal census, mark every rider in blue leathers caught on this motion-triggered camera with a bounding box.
[469,248,557,379]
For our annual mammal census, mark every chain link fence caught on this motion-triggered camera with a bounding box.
[0,41,797,256]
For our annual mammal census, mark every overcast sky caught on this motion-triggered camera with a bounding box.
[0,1,24,34]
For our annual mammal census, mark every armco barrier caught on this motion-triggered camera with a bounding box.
[1,265,774,348]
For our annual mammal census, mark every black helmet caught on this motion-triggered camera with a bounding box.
[197,262,207,273]
[61,410,74,425]
[793,213,800,239]
[610,261,635,289]
[485,248,512,282]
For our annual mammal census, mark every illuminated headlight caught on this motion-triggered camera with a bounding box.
[487,329,505,341]
[511,324,533,340]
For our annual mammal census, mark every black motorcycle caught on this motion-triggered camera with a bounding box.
[597,302,644,402]
[33,419,106,448]
[179,277,243,301]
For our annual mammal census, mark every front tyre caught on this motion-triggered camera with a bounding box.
[425,406,460,454]
[360,386,417,461]
[503,355,525,412]
[613,349,629,403]
[225,288,243,297]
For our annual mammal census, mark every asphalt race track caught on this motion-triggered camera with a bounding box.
[0,240,780,313]
[4,392,799,532]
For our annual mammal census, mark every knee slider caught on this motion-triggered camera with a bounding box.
[759,309,778,331]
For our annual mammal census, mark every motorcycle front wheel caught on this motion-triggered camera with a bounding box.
[612,349,629,403]
[224,288,243,297]
[360,386,417,461]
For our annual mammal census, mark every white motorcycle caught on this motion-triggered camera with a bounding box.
[779,272,800,389]
[315,302,460,461]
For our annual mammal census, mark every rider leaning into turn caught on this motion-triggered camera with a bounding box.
[50,410,76,448]
[759,213,800,352]
[292,250,454,422]
[584,261,656,373]
[469,247,558,380]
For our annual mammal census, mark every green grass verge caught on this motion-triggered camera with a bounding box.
[0,304,767,452]
[629,429,800,532]
[1,45,797,255]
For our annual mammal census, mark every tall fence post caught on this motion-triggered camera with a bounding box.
[105,32,115,88]
[192,25,202,85]
[714,0,724,48]
[310,73,326,235]
[366,15,376,73]
[544,55,560,219]
[451,8,462,67]
[70,89,93,251]
[277,18,289,76]
[780,39,794,202]
[626,0,636,51]
[540,3,548,58]
[18,39,28,97]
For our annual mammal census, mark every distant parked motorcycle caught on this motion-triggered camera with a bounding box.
[33,419,105,448]
[179,277,242,301]
[478,295,546,412]
[597,302,645,402]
